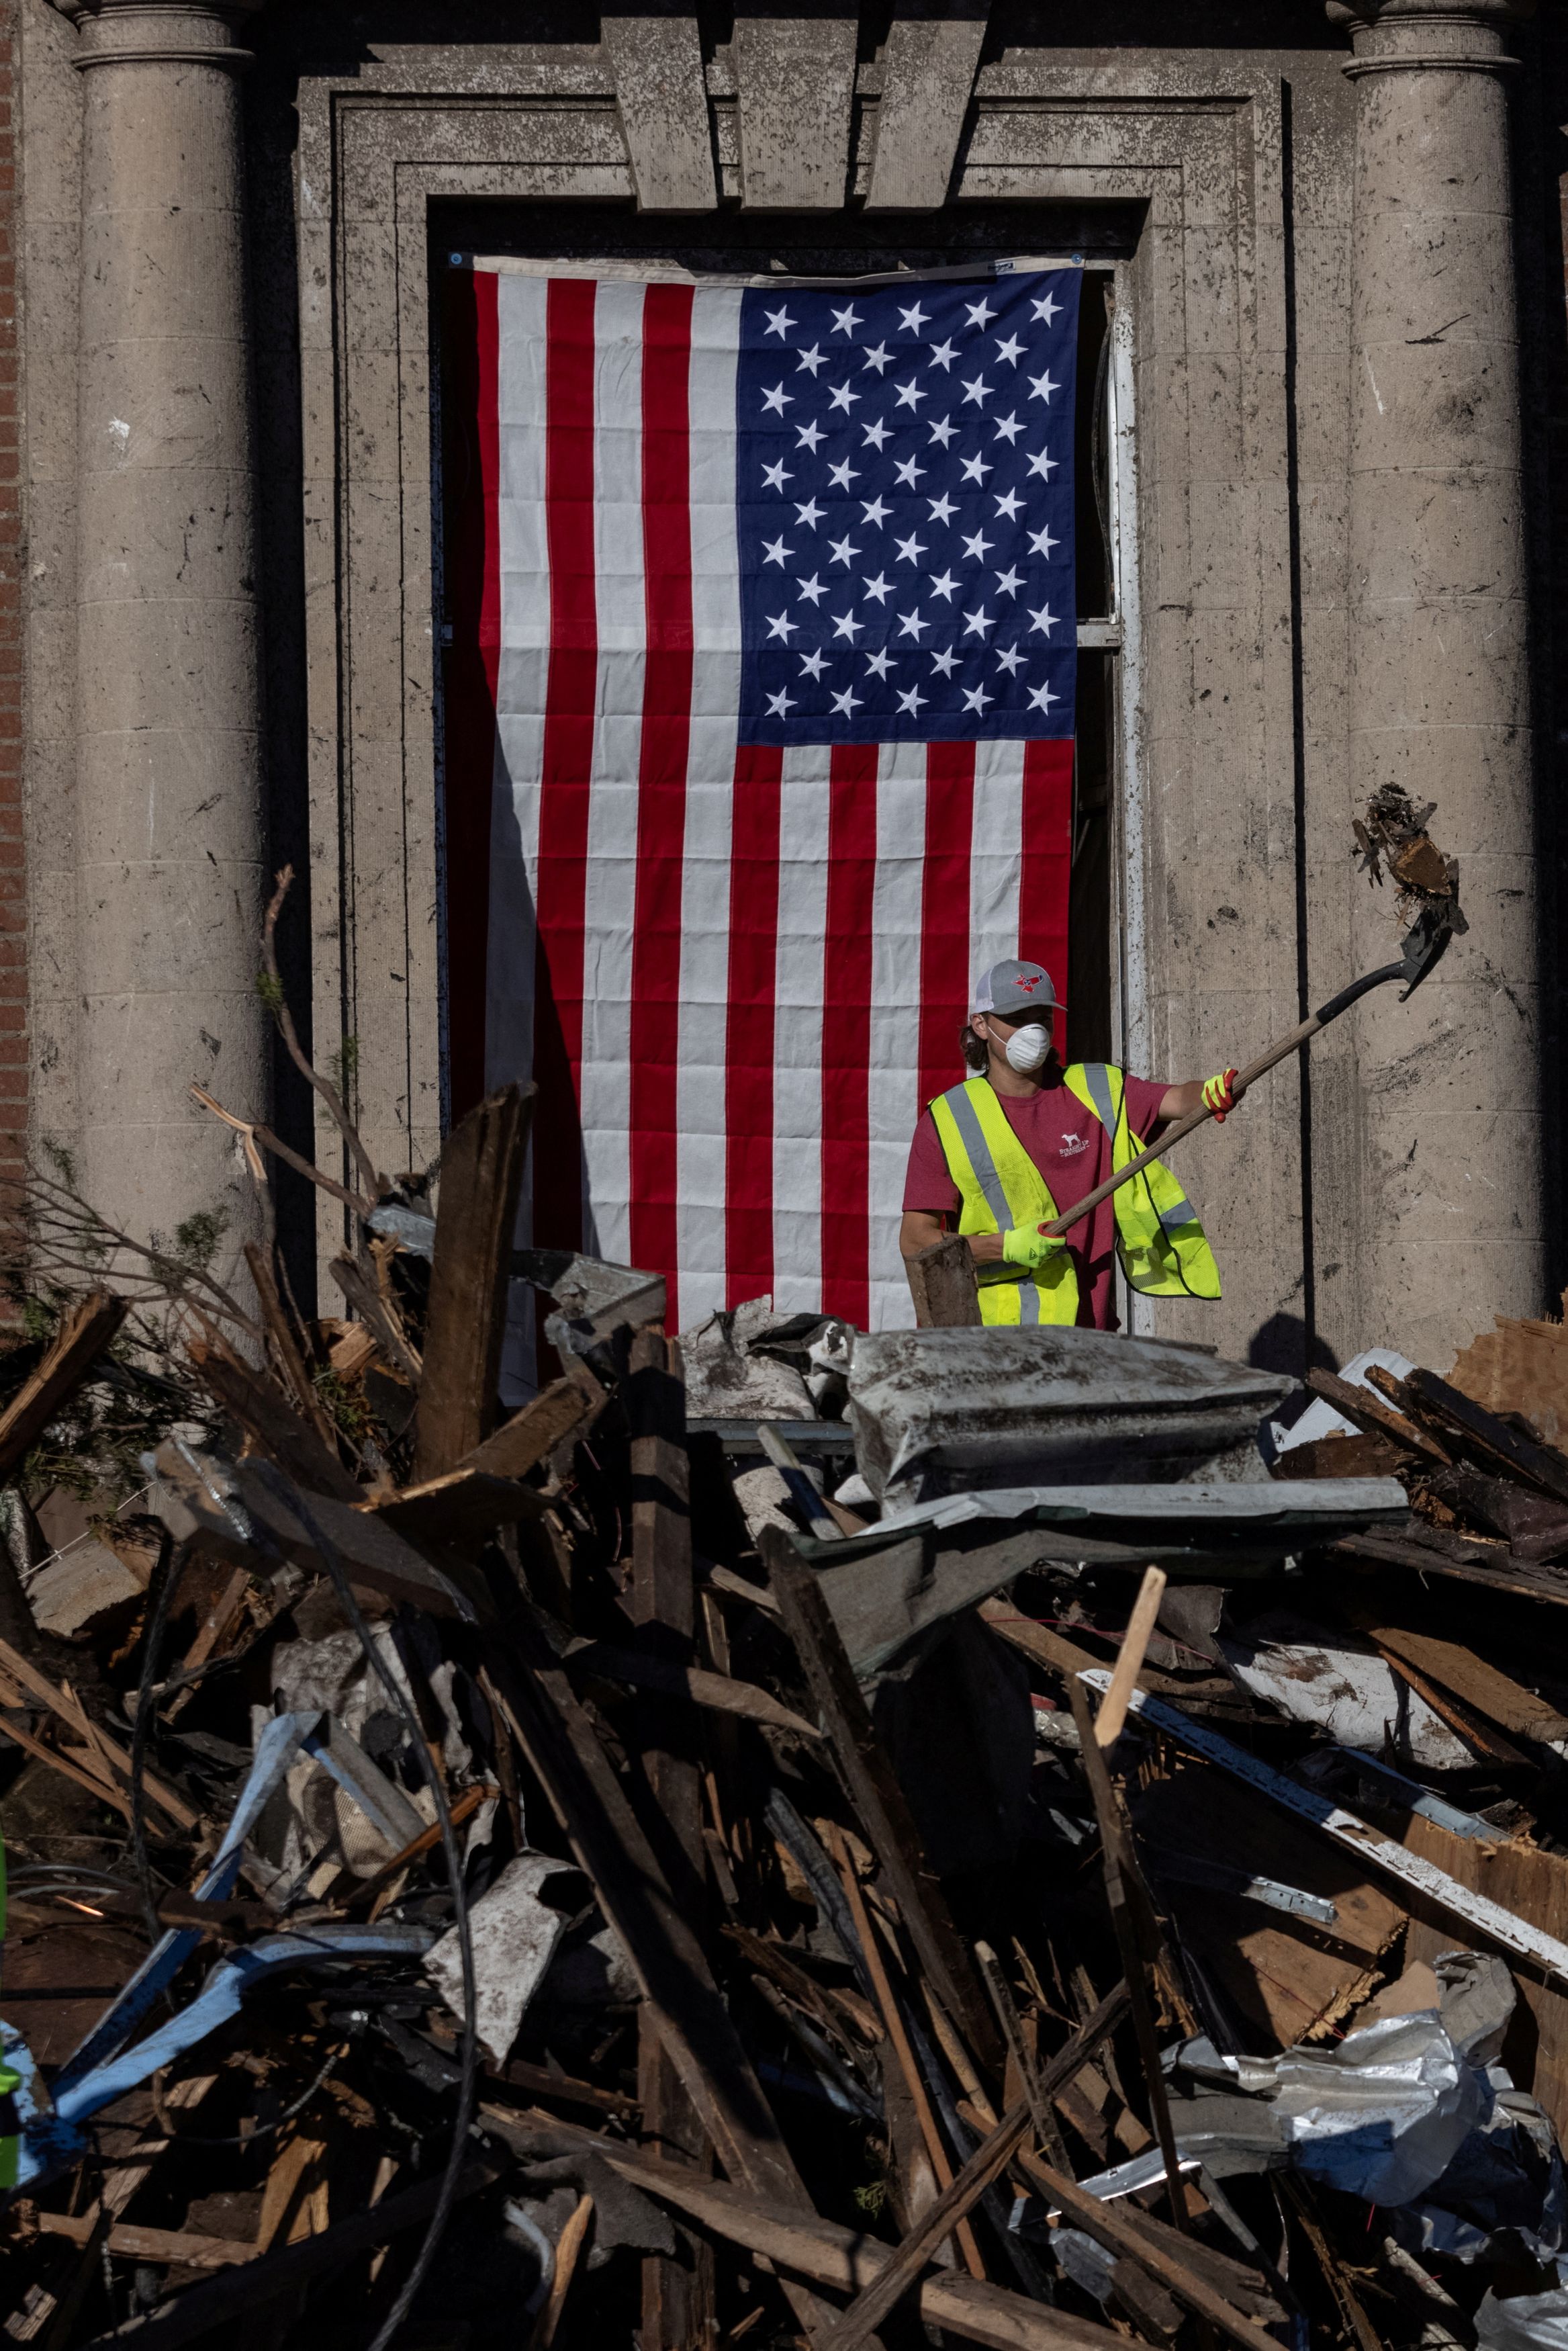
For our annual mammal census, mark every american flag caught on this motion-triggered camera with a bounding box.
[446,260,1078,1363]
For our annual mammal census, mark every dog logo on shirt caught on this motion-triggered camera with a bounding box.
[1060,1132,1088,1157]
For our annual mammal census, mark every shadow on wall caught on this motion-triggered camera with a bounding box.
[1247,1309,1338,1386]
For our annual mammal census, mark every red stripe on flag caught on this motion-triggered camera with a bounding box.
[1020,737,1074,1061]
[628,283,696,1323]
[442,267,500,1122]
[821,746,879,1327]
[725,744,782,1308]
[532,277,598,1256]
[917,743,977,1116]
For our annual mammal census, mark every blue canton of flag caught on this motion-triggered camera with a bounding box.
[736,267,1079,746]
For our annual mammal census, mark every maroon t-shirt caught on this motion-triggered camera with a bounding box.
[903,1065,1170,1330]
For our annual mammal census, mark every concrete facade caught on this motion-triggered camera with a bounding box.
[11,1,1568,1375]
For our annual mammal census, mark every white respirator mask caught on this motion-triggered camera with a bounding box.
[1003,1022,1052,1073]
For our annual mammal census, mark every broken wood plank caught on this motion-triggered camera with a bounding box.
[154,1450,473,1620]
[765,1528,1001,2071]
[242,1241,337,1450]
[531,2190,593,2348]
[1336,1532,1568,1604]
[1304,1367,1448,1464]
[187,1334,361,1502]
[328,1253,422,1383]
[818,1978,1132,2350]
[414,1082,535,1480]
[827,1819,985,2280]
[906,1232,982,1329]
[821,2093,1028,2348]
[1341,1608,1568,1744]
[36,2210,260,2270]
[1373,1642,1530,1769]
[486,2113,1116,2351]
[977,1599,1212,1711]
[357,1465,546,1548]
[163,1566,251,1725]
[71,2160,501,2350]
[625,1324,715,2351]
[0,1635,196,1827]
[483,1613,845,2340]
[1272,1431,1405,1480]
[1066,1673,1193,2230]
[1094,1566,1166,1747]
[459,1371,599,1480]
[487,2055,641,2122]
[0,1290,127,1482]
[1398,1366,1568,1503]
[565,1640,823,1742]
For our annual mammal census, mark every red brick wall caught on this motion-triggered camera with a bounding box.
[0,0,20,1205]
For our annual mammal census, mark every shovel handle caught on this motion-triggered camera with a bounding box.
[1040,958,1408,1241]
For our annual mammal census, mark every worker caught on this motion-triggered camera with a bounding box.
[900,960,1238,1328]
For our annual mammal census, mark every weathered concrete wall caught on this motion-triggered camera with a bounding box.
[18,0,79,1174]
[1333,0,1541,1369]
[60,0,269,1266]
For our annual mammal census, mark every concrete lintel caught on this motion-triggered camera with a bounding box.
[864,5,989,211]
[601,13,717,212]
[733,13,858,210]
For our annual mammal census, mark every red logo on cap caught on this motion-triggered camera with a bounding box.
[1015,971,1040,993]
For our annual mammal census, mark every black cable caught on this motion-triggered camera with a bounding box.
[248,1465,477,2351]
[128,1528,187,1949]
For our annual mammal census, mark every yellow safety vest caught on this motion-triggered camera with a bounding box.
[927,1067,1221,1327]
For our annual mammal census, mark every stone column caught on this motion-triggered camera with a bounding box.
[1329,0,1540,1366]
[56,0,267,1262]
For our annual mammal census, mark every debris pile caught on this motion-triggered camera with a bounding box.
[9,968,1568,2346]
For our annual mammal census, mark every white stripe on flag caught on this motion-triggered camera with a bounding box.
[970,737,1027,985]
[868,740,931,1330]
[488,271,551,1105]
[674,287,743,1328]
[578,280,644,1266]
[773,744,832,1314]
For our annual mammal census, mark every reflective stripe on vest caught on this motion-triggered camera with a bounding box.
[1065,1061,1221,1300]
[927,1081,1080,1327]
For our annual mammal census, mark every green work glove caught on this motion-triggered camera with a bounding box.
[1003,1225,1064,1270]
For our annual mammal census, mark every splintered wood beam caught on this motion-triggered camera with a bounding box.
[1067,1673,1192,2231]
[0,1289,127,1481]
[187,1333,361,1502]
[764,1529,1002,2072]
[488,2113,1116,2351]
[1402,1364,1568,1504]
[565,1642,823,1742]
[459,1370,600,1479]
[414,1081,535,1480]
[625,1325,715,2351]
[485,1616,846,2342]
[817,1979,1136,2347]
[1304,1366,1448,1464]
[242,1241,338,1448]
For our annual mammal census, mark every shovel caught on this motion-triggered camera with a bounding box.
[1042,899,1460,1243]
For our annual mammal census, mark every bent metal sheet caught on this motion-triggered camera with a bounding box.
[447,259,1079,1363]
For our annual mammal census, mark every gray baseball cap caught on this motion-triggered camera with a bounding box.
[972,959,1063,1016]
